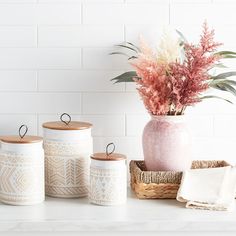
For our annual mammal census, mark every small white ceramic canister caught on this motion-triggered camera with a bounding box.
[89,143,127,206]
[0,125,44,205]
[43,113,93,198]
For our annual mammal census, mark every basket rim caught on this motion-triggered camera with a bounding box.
[130,160,231,185]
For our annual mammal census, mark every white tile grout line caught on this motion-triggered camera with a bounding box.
[0,90,131,94]
[36,113,39,136]
[124,24,126,42]
[36,1,39,92]
[36,71,39,92]
[0,112,146,116]
[168,1,171,25]
[0,69,125,72]
[212,114,216,137]
[81,92,84,115]
[123,24,127,92]
[81,2,83,25]
[80,47,84,69]
[125,113,127,136]
[36,23,39,92]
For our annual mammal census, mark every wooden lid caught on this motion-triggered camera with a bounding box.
[0,135,43,144]
[42,113,92,130]
[42,121,92,130]
[91,143,126,161]
[0,125,43,144]
[91,152,126,161]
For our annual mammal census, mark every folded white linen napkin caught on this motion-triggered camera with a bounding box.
[176,166,236,211]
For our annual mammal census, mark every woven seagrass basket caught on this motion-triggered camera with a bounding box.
[130,160,230,199]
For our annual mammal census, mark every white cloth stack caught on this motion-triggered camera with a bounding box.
[176,166,236,211]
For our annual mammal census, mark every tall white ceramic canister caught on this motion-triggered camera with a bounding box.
[89,143,127,206]
[0,125,44,205]
[43,113,93,198]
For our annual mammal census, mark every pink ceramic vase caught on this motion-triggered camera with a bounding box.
[143,115,192,171]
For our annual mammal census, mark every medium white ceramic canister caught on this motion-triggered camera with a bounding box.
[89,143,127,206]
[0,125,44,205]
[43,113,93,198]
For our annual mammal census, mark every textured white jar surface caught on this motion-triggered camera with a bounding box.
[0,141,45,206]
[43,128,93,198]
[89,159,127,206]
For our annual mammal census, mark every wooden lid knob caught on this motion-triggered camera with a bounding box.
[91,143,126,161]
[42,113,92,130]
[0,125,43,144]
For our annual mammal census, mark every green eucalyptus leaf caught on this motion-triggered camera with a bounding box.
[115,44,139,53]
[219,83,236,96]
[215,50,236,55]
[211,81,236,97]
[200,95,233,104]
[175,30,187,63]
[176,29,188,44]
[210,83,226,91]
[128,56,138,60]
[126,42,140,52]
[212,79,236,87]
[221,55,236,59]
[214,63,228,68]
[223,79,236,86]
[209,79,236,86]
[109,52,130,57]
[215,51,236,59]
[111,71,138,83]
[211,72,236,80]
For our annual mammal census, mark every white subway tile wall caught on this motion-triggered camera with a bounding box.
[0,0,236,164]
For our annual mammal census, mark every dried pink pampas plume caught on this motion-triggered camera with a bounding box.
[111,22,236,115]
[131,22,221,115]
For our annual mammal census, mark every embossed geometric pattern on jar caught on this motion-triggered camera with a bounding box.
[0,131,44,206]
[89,148,127,206]
[42,114,93,198]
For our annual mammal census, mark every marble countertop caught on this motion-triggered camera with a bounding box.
[1,189,236,232]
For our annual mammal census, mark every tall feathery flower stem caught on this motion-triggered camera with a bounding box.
[111,22,236,115]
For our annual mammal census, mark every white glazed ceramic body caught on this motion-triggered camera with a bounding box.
[43,128,93,198]
[89,159,127,206]
[143,115,192,171]
[0,141,44,205]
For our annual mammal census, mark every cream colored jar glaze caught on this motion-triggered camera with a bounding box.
[43,122,93,198]
[0,140,44,206]
[89,155,127,206]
